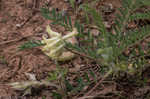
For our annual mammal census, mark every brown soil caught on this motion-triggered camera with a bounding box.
[0,0,150,99]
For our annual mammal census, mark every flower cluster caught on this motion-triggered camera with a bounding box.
[41,26,78,61]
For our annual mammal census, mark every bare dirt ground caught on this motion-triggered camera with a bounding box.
[0,0,150,99]
[0,0,62,98]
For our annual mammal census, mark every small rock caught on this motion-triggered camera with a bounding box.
[16,24,22,28]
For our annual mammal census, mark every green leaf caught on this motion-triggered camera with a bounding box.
[65,79,74,92]
[84,72,90,83]
[52,8,57,20]
[141,0,150,6]
[89,70,97,82]
[68,16,72,29]
[18,40,44,50]
[69,0,75,9]
[129,12,150,21]
[48,72,58,81]
[52,92,62,99]
[76,77,86,91]
[40,8,52,20]
[97,47,113,60]
[81,4,107,34]
[64,16,68,26]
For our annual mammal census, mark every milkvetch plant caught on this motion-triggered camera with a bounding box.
[16,0,150,98]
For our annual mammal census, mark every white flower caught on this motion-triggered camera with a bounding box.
[41,25,78,61]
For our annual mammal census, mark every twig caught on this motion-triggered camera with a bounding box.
[78,96,96,99]
[78,95,112,99]
[0,35,33,45]
[0,33,42,46]
[0,38,25,45]
[80,69,113,98]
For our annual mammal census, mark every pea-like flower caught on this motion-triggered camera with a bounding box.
[41,25,78,61]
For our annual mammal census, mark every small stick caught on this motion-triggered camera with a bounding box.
[0,38,25,45]
[81,69,113,98]
[0,35,33,45]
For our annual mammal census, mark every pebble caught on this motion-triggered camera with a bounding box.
[16,24,22,28]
